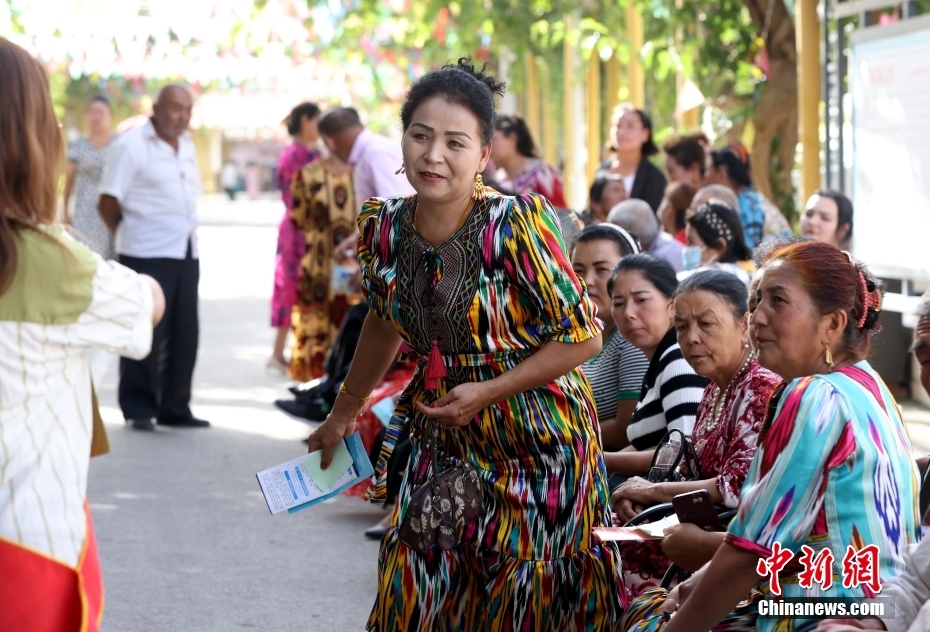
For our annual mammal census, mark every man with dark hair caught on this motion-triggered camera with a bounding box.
[316,107,413,206]
[99,84,208,431]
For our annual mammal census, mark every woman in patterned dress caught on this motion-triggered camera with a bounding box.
[288,154,357,381]
[0,39,163,630]
[661,241,920,632]
[611,270,780,597]
[269,102,322,373]
[64,94,117,259]
[307,59,626,631]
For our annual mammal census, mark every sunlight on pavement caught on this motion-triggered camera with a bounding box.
[196,195,282,301]
[99,405,312,441]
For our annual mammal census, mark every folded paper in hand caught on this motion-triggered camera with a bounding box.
[255,432,374,515]
[592,514,680,542]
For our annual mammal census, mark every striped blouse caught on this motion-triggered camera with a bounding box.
[581,328,649,424]
[626,328,709,451]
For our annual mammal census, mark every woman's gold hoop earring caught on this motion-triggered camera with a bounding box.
[395,163,406,175]
[472,173,485,200]
[825,345,834,372]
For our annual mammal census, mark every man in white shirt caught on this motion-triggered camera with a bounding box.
[98,84,208,431]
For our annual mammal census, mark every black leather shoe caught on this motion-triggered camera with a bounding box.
[158,415,210,428]
[288,377,326,397]
[364,524,389,540]
[128,417,155,431]
[274,398,329,422]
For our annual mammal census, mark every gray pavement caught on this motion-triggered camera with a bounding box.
[89,195,384,632]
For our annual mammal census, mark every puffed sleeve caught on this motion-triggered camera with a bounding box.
[356,197,394,321]
[726,376,854,555]
[71,258,154,360]
[502,193,603,344]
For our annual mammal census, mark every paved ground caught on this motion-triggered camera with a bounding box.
[88,195,930,631]
[89,195,385,632]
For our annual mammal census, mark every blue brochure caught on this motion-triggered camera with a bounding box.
[255,432,374,515]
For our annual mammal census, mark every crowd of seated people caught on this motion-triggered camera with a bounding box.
[265,93,930,632]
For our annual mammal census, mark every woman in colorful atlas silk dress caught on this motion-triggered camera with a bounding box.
[307,59,627,631]
[288,153,358,380]
[269,102,322,373]
[660,241,920,632]
[0,39,164,631]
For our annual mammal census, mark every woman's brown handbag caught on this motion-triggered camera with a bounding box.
[398,423,486,552]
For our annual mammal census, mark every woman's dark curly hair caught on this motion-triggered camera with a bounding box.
[286,102,321,136]
[400,58,506,145]
[495,114,537,158]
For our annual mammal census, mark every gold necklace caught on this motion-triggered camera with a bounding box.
[414,198,473,235]
[706,354,753,432]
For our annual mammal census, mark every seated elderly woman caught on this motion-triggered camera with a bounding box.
[572,224,650,450]
[680,202,754,286]
[603,255,708,477]
[657,241,920,632]
[611,270,780,595]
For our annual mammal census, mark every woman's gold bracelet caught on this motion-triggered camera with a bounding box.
[339,382,371,404]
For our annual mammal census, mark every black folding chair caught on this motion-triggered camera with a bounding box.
[622,503,737,588]
[658,508,738,588]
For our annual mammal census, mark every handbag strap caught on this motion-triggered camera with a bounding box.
[681,434,704,480]
[648,428,704,482]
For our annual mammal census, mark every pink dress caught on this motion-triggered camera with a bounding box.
[271,143,318,327]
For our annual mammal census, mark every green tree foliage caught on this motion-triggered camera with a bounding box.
[305,0,791,207]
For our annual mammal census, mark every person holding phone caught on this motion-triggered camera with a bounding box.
[611,270,779,595]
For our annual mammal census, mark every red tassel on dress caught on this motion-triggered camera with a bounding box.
[423,340,447,391]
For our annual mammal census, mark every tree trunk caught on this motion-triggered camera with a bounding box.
[743,0,798,218]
